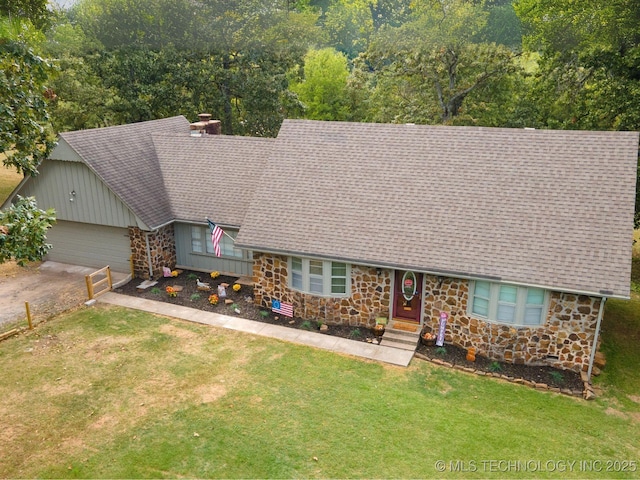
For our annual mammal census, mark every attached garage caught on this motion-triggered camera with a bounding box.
[45,220,131,273]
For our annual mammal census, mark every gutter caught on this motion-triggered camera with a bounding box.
[233,244,628,300]
[587,297,607,382]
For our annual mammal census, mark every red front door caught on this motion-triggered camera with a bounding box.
[393,271,423,323]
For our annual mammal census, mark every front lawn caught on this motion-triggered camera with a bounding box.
[0,305,638,478]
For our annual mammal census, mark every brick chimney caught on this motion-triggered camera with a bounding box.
[190,113,222,136]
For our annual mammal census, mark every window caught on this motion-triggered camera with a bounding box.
[191,226,203,253]
[331,263,347,294]
[469,281,547,326]
[191,225,243,259]
[289,257,350,296]
[291,257,303,289]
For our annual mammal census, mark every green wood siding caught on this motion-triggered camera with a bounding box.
[18,160,140,228]
[174,223,252,276]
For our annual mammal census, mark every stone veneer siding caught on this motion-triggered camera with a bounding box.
[253,253,391,326]
[253,252,601,372]
[129,225,177,279]
[422,275,601,372]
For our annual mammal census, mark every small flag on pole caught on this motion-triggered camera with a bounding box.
[272,299,294,318]
[207,219,223,257]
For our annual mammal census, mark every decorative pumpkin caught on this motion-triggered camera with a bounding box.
[466,347,476,362]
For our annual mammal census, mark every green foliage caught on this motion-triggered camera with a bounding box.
[348,327,361,338]
[481,3,522,47]
[359,0,519,124]
[435,346,447,355]
[300,320,314,330]
[598,298,640,407]
[66,0,321,136]
[0,195,55,265]
[290,48,351,120]
[549,370,564,384]
[0,0,52,30]
[259,310,270,317]
[150,287,161,295]
[489,361,502,372]
[190,293,201,302]
[0,19,56,176]
[187,273,198,280]
[71,0,199,50]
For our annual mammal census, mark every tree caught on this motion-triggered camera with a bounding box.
[0,19,57,264]
[290,48,351,120]
[0,196,56,265]
[70,0,199,50]
[0,19,56,176]
[514,0,640,130]
[359,0,519,124]
[69,0,321,135]
[0,0,52,30]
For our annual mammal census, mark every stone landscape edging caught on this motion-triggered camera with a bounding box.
[413,352,594,400]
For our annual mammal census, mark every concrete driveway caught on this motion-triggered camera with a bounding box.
[0,261,130,329]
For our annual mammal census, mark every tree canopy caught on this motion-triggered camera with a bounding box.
[2,0,640,235]
[0,19,56,177]
[0,17,57,264]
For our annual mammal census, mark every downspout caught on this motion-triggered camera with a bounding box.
[587,297,607,382]
[144,231,154,279]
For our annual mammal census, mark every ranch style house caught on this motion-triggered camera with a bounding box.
[4,115,637,374]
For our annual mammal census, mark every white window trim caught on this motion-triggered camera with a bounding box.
[469,280,549,327]
[289,257,351,297]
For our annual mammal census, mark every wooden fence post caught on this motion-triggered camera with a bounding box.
[25,301,33,329]
[85,275,94,300]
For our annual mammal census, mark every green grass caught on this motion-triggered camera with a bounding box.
[597,297,640,408]
[0,305,639,478]
[0,162,22,204]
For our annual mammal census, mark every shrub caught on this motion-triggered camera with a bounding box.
[549,371,564,384]
[489,361,503,372]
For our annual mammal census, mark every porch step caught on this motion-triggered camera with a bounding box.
[379,326,420,351]
[379,338,418,351]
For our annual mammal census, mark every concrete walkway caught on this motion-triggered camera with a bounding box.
[98,292,415,367]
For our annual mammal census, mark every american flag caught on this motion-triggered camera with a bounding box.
[272,299,293,318]
[207,219,223,257]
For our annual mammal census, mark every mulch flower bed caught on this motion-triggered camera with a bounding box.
[115,269,585,395]
[415,341,585,394]
[114,270,377,343]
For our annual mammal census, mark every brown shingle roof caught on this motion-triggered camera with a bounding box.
[60,116,190,228]
[153,134,273,226]
[235,120,638,298]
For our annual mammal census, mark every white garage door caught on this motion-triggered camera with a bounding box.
[45,220,131,273]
